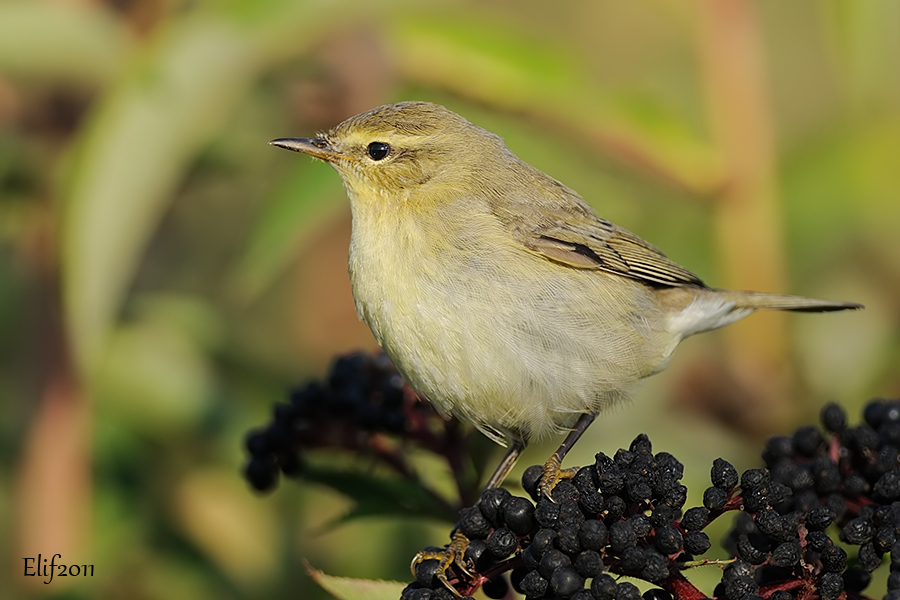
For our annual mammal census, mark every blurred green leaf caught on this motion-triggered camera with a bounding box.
[391,15,582,111]
[59,0,377,378]
[173,468,279,588]
[0,3,131,83]
[91,292,225,434]
[302,465,454,525]
[229,159,346,304]
[94,315,216,433]
[61,18,259,379]
[782,119,900,259]
[132,292,227,352]
[308,565,407,600]
[389,14,725,193]
[823,0,900,112]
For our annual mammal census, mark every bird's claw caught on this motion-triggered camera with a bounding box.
[538,453,579,501]
[410,531,471,596]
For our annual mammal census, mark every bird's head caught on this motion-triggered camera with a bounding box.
[270,101,507,207]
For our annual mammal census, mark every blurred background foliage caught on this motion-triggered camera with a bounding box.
[1,0,898,598]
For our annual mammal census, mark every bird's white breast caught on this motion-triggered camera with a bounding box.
[346,202,677,445]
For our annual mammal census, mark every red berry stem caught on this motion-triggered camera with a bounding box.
[662,570,708,600]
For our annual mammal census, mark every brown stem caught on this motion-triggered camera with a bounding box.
[661,570,709,600]
[828,434,842,464]
[692,0,796,432]
[369,432,417,479]
[681,488,743,532]
[442,419,482,507]
[365,433,458,518]
[460,555,524,597]
[16,203,92,589]
[759,578,806,597]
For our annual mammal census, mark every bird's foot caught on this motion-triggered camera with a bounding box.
[538,453,579,501]
[410,531,472,597]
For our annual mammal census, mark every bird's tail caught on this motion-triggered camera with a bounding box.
[724,291,863,313]
[667,289,862,338]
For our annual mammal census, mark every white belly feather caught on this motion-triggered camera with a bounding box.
[347,209,677,445]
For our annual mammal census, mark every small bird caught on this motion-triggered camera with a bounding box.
[271,99,858,503]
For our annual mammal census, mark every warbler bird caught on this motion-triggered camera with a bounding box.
[270,101,860,497]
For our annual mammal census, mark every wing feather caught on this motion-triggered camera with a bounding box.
[485,158,706,288]
[492,192,705,288]
[524,223,705,287]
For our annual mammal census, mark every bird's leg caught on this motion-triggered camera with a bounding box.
[410,440,526,596]
[483,440,526,490]
[410,531,472,596]
[539,412,597,500]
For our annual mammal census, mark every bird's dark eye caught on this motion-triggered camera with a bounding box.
[367,141,390,161]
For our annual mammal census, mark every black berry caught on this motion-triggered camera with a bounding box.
[711,458,739,490]
[821,402,847,432]
[578,519,608,550]
[591,574,617,600]
[486,526,517,558]
[502,496,535,535]
[654,524,683,555]
[549,566,584,598]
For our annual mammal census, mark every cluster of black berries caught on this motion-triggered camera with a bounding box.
[243,352,432,492]
[402,399,900,600]
[403,433,711,600]
[716,398,900,600]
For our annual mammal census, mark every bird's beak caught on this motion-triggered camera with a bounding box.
[269,137,342,162]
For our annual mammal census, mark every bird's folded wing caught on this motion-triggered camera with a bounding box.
[521,219,707,288]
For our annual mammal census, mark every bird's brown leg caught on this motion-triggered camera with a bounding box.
[410,440,526,595]
[410,531,472,597]
[539,412,597,500]
[483,440,526,490]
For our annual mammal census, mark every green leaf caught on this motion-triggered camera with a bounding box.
[389,15,583,115]
[94,311,216,433]
[0,3,131,83]
[58,0,376,377]
[307,564,407,600]
[228,159,346,305]
[823,0,900,110]
[60,18,259,377]
[301,465,455,525]
[389,14,724,194]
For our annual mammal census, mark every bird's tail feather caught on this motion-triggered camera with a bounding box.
[724,291,863,313]
[665,289,861,338]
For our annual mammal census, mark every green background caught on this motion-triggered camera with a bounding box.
[1,0,898,598]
